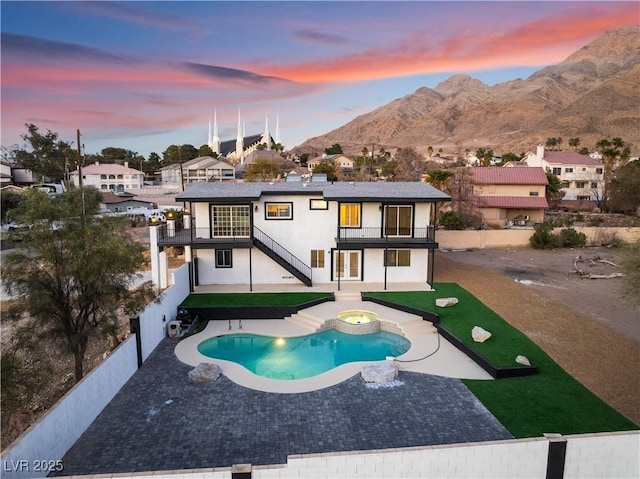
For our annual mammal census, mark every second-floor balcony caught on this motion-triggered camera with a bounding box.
[156,226,252,248]
[336,226,437,248]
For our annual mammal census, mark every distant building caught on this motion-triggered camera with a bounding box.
[308,154,354,172]
[161,156,235,186]
[71,162,144,192]
[524,144,604,201]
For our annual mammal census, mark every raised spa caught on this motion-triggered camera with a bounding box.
[335,310,380,334]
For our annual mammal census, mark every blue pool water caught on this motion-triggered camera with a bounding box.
[197,329,411,380]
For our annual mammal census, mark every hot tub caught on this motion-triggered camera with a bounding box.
[335,310,380,334]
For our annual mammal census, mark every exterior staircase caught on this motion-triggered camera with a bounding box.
[253,226,312,286]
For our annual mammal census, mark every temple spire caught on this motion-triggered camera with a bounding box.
[275,113,281,146]
[236,109,244,164]
[263,113,272,150]
[211,110,220,155]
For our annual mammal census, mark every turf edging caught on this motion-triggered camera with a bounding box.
[179,292,335,320]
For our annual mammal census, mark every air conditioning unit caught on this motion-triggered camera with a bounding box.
[167,321,181,338]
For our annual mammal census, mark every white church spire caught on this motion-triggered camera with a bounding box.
[211,110,220,155]
[236,109,244,164]
[275,113,281,146]
[263,113,272,151]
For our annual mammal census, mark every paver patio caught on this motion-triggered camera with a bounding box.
[55,338,512,476]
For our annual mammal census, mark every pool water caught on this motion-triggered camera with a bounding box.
[197,329,410,380]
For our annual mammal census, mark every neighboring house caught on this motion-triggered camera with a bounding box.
[524,145,604,201]
[100,191,154,213]
[469,167,548,228]
[308,154,354,172]
[161,156,235,186]
[71,162,144,192]
[151,181,450,290]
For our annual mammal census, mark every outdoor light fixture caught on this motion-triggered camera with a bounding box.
[183,208,190,215]
[166,211,174,220]
[150,217,157,225]
[254,205,259,212]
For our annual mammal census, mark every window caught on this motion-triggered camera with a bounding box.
[596,168,603,175]
[576,181,586,188]
[311,250,325,268]
[577,195,591,201]
[529,191,539,196]
[591,182,598,189]
[109,174,116,180]
[100,174,107,180]
[564,168,573,173]
[101,184,108,190]
[212,205,250,237]
[310,199,328,210]
[561,181,570,188]
[384,250,411,267]
[552,168,561,175]
[340,203,361,227]
[215,249,232,268]
[117,174,123,179]
[384,205,412,236]
[265,202,293,220]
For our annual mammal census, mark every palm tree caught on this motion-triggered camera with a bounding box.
[596,138,631,212]
[568,137,580,151]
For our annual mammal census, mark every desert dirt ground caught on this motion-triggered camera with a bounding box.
[434,246,639,425]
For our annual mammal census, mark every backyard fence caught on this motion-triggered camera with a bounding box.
[0,264,190,479]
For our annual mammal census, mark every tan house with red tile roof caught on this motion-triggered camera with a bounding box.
[469,167,548,228]
[71,162,144,192]
[524,145,604,201]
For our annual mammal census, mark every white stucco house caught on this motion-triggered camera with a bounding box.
[524,145,604,201]
[160,156,235,186]
[71,162,144,192]
[150,180,450,290]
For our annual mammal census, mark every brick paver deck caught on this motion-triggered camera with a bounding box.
[55,339,512,476]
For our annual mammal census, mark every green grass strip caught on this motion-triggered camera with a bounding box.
[180,292,333,308]
[366,284,638,438]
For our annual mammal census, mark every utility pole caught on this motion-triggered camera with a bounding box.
[77,129,86,226]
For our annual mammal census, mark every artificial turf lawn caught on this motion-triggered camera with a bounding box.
[180,292,333,308]
[366,283,638,438]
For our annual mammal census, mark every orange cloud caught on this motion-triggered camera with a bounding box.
[254,4,638,83]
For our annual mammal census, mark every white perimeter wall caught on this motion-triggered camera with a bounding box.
[0,263,191,479]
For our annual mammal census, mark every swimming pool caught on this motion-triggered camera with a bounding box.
[197,329,410,380]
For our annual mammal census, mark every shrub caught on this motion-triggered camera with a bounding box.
[438,211,468,230]
[530,223,557,249]
[556,227,587,248]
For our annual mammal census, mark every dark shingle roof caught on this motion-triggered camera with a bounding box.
[176,181,451,203]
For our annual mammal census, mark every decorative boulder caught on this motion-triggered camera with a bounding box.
[188,363,222,383]
[471,326,492,343]
[436,297,459,307]
[361,363,399,383]
[516,355,531,366]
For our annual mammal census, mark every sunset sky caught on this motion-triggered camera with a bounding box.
[1,1,637,158]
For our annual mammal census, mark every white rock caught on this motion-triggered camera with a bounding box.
[361,363,399,383]
[435,297,459,307]
[516,355,531,366]
[188,363,222,383]
[471,326,492,343]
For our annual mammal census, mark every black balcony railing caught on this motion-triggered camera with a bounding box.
[337,226,436,243]
[156,225,251,246]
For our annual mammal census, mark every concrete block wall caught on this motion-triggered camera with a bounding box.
[564,431,639,478]
[0,337,138,479]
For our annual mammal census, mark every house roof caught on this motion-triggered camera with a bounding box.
[176,181,451,203]
[73,163,144,175]
[470,166,548,185]
[542,151,602,166]
[101,191,137,204]
[475,196,549,209]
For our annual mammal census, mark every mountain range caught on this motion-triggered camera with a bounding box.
[294,26,639,157]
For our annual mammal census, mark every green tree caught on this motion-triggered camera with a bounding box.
[475,148,494,166]
[311,160,338,181]
[1,190,23,222]
[198,144,215,157]
[163,145,181,165]
[244,158,283,182]
[545,137,558,151]
[578,147,590,155]
[425,169,454,192]
[324,143,343,155]
[608,161,640,215]
[179,144,199,162]
[145,152,162,174]
[1,188,155,382]
[380,159,399,180]
[12,124,75,183]
[568,137,580,151]
[100,147,136,164]
[545,168,565,209]
[596,137,631,212]
[501,152,521,163]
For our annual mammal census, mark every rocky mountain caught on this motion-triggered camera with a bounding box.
[294,26,640,157]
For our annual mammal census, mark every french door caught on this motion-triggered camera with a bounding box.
[334,250,361,280]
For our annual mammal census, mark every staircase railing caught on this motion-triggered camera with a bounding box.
[253,226,312,284]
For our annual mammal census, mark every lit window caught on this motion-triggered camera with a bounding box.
[310,199,328,210]
[265,202,293,219]
[340,203,360,227]
[311,250,325,268]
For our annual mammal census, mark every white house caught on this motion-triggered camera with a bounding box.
[150,181,450,290]
[308,154,354,172]
[160,156,235,186]
[71,162,144,192]
[524,145,604,201]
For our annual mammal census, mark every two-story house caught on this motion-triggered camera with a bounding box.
[469,167,548,228]
[308,154,354,172]
[161,156,235,186]
[150,181,450,290]
[524,145,604,201]
[71,162,144,191]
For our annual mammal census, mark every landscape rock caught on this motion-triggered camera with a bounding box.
[188,363,222,383]
[361,363,399,383]
[435,297,459,307]
[471,326,492,343]
[516,355,531,366]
